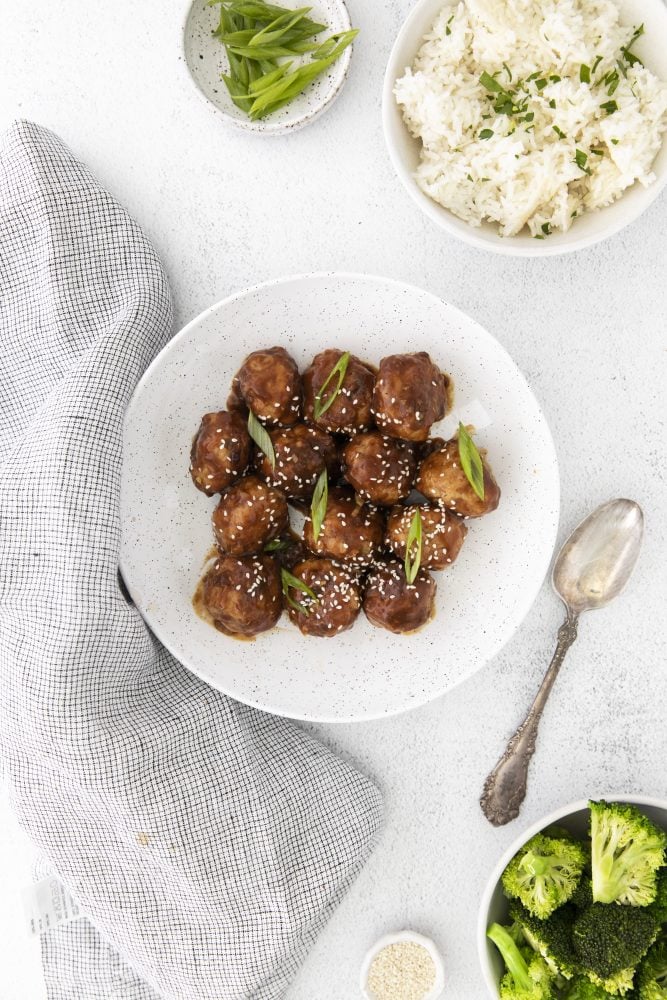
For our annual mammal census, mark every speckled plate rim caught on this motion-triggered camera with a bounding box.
[120,271,560,724]
[179,0,354,136]
[476,793,667,997]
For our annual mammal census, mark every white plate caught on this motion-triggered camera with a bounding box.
[182,0,353,135]
[120,273,560,723]
[383,0,667,256]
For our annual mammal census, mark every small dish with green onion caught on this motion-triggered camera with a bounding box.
[183,0,357,133]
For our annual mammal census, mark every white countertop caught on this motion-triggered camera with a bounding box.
[1,0,666,997]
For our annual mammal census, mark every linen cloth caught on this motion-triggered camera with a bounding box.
[0,120,382,1000]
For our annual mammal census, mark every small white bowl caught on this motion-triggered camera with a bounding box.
[360,930,445,999]
[182,0,353,135]
[382,0,667,255]
[477,794,667,997]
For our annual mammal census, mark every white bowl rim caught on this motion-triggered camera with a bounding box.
[121,269,560,724]
[179,0,353,136]
[381,0,667,257]
[477,792,667,997]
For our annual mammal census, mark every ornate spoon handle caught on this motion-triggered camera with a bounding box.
[480,612,579,827]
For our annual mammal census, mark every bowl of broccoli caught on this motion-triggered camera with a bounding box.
[478,796,667,999]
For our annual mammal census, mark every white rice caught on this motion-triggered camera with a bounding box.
[394,0,667,237]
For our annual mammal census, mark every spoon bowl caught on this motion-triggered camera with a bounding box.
[553,499,644,614]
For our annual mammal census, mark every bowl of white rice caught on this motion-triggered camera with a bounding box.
[383,0,667,255]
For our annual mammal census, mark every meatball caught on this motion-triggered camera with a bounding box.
[255,423,337,500]
[303,349,374,434]
[342,431,417,506]
[201,554,282,637]
[190,410,251,496]
[303,488,384,566]
[416,437,501,518]
[386,503,467,570]
[212,475,288,556]
[285,558,361,637]
[372,352,447,442]
[232,346,301,426]
[363,560,437,635]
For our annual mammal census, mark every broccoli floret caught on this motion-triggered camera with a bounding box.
[585,968,635,996]
[502,833,587,919]
[510,899,578,979]
[571,878,594,911]
[636,938,667,999]
[488,922,554,999]
[572,903,658,980]
[562,976,615,999]
[650,872,667,926]
[590,800,667,907]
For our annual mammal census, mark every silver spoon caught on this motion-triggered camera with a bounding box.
[480,498,644,827]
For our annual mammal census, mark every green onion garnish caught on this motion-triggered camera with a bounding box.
[480,71,504,94]
[457,422,485,501]
[281,568,318,614]
[404,509,423,585]
[480,128,494,140]
[313,351,351,419]
[574,149,590,174]
[264,537,290,553]
[310,468,328,542]
[621,23,644,67]
[247,409,276,469]
[580,64,591,83]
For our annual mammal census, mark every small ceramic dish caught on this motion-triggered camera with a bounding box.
[477,794,667,997]
[382,0,667,255]
[182,0,353,135]
[360,930,445,999]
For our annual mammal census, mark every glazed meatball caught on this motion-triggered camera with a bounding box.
[190,410,251,496]
[303,349,374,434]
[201,554,282,637]
[416,437,501,518]
[363,560,437,635]
[255,423,337,500]
[386,504,467,570]
[342,431,417,506]
[212,475,289,556]
[232,346,301,426]
[372,352,447,442]
[285,558,361,637]
[303,488,384,566]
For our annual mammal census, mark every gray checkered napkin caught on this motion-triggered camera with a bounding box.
[0,121,382,1000]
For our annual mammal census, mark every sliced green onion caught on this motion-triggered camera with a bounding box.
[247,409,276,469]
[404,509,423,584]
[310,469,328,542]
[313,350,351,419]
[281,568,318,614]
[457,423,485,501]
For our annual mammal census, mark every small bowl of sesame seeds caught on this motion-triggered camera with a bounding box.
[360,930,445,1000]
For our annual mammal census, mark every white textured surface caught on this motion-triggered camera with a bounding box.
[0,0,666,997]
